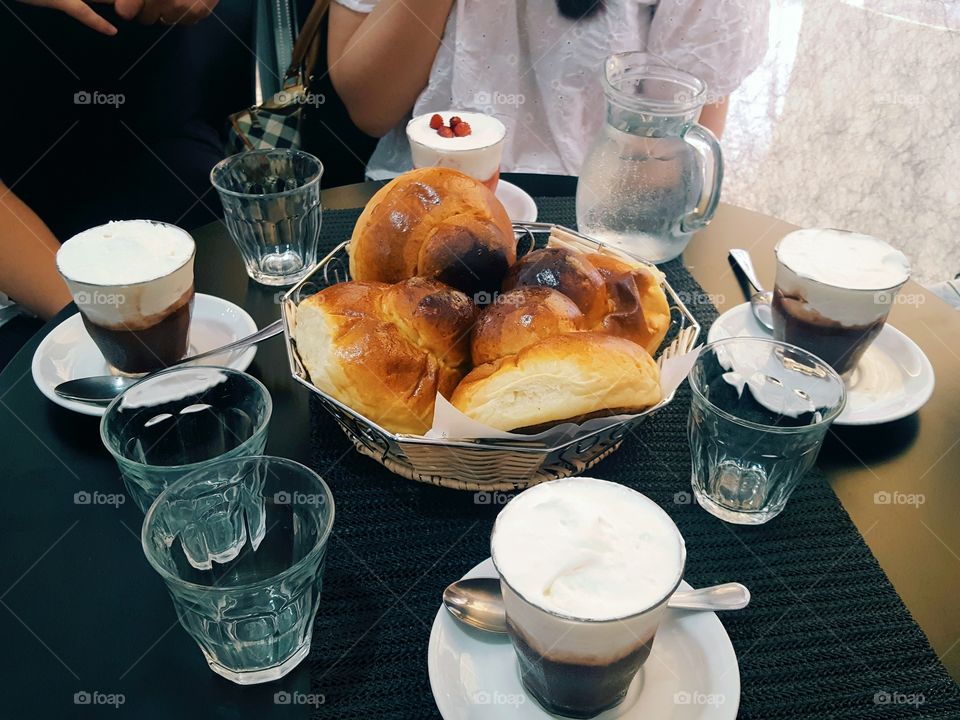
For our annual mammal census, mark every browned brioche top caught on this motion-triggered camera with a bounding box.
[471,287,584,366]
[585,252,671,355]
[347,167,515,297]
[502,246,608,326]
[294,277,475,435]
[378,276,477,370]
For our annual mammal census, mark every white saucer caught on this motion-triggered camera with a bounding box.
[496,180,538,223]
[707,302,935,426]
[31,293,259,417]
[428,558,739,720]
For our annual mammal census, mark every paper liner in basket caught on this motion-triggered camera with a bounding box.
[425,348,701,443]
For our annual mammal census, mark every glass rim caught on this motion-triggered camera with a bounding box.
[689,337,847,433]
[140,455,335,593]
[774,229,911,293]
[490,480,687,624]
[99,365,273,471]
[603,53,707,115]
[210,149,324,199]
[57,220,195,289]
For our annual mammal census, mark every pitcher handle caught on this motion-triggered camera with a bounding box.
[680,123,724,233]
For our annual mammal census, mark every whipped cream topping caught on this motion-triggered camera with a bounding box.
[776,229,909,291]
[407,111,505,182]
[58,220,195,286]
[491,477,685,620]
[57,220,195,328]
[407,111,506,151]
[774,229,910,327]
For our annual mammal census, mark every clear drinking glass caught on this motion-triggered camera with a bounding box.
[141,456,335,684]
[688,338,846,525]
[490,478,686,719]
[576,53,723,264]
[211,149,323,286]
[101,366,272,512]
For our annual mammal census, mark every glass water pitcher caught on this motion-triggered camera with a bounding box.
[576,53,723,264]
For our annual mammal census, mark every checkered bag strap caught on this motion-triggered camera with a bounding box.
[227,0,332,152]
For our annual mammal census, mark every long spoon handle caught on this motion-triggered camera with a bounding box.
[668,582,751,611]
[174,318,284,366]
[729,248,766,294]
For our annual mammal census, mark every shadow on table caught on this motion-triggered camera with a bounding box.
[822,414,920,468]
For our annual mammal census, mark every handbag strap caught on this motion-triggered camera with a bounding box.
[287,0,333,82]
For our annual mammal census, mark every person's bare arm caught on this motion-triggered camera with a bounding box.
[698,99,728,138]
[327,1,454,138]
[0,183,72,320]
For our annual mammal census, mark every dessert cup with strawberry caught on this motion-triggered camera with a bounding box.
[406,111,506,191]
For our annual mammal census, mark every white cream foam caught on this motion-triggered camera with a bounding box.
[776,229,909,291]
[775,229,910,326]
[57,221,195,328]
[407,111,505,182]
[491,477,684,620]
[58,220,194,286]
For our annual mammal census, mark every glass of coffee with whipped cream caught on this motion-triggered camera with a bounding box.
[772,229,910,376]
[407,111,506,191]
[57,220,196,374]
[490,476,686,719]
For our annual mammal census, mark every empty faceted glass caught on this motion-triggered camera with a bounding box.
[100,366,272,512]
[688,338,845,524]
[211,149,323,286]
[141,456,335,684]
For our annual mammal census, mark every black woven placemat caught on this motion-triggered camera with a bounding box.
[305,200,960,719]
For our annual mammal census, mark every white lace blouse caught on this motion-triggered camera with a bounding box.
[335,0,769,178]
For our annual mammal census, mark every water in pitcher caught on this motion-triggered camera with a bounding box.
[575,54,723,264]
[577,128,703,264]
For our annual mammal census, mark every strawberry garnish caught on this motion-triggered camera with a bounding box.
[429,113,443,130]
[453,121,472,137]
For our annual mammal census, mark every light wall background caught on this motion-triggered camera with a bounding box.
[722,0,959,286]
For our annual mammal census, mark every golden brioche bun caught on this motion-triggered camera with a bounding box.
[294,278,476,435]
[471,287,584,366]
[585,252,671,355]
[502,247,608,326]
[347,167,515,297]
[451,332,661,432]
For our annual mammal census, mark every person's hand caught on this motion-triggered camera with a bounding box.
[113,0,218,25]
[17,0,118,35]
